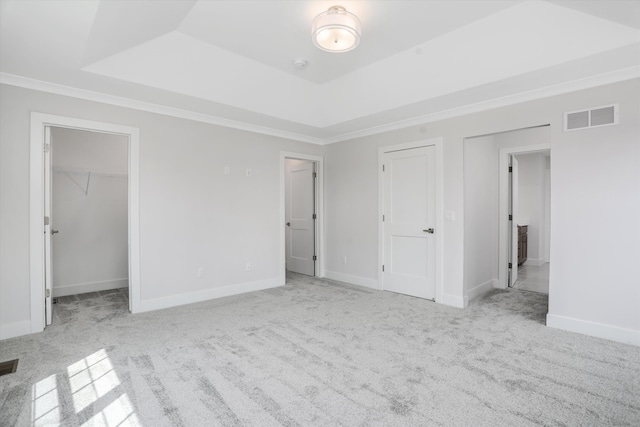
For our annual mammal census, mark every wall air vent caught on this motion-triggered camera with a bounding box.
[564,104,618,132]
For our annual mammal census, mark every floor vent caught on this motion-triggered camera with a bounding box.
[0,359,19,376]
[564,104,618,131]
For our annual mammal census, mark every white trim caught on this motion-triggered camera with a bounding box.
[440,293,465,309]
[139,278,282,313]
[324,270,380,290]
[378,138,445,304]
[4,67,638,146]
[0,321,32,340]
[323,67,640,144]
[279,152,325,283]
[30,113,141,337]
[547,314,640,347]
[52,278,128,298]
[2,73,322,145]
[498,143,551,289]
[464,279,497,306]
[524,258,545,267]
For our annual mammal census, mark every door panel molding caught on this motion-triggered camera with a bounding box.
[378,138,444,303]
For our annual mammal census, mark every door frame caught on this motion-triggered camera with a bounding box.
[378,138,444,302]
[498,143,550,289]
[29,112,141,333]
[279,152,324,283]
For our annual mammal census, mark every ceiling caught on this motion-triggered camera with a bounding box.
[1,0,639,144]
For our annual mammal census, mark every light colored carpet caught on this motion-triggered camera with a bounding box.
[1,273,639,426]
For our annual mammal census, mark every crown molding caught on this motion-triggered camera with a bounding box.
[2,66,638,146]
[0,73,324,145]
[322,65,640,144]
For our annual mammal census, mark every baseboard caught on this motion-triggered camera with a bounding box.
[464,279,497,306]
[139,277,283,313]
[547,313,640,346]
[0,320,32,340]
[524,258,545,267]
[53,278,128,297]
[440,292,465,308]
[324,270,381,290]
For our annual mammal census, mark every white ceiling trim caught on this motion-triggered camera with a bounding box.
[2,67,638,146]
[0,73,323,145]
[323,66,640,144]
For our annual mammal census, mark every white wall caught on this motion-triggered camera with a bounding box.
[324,79,640,345]
[463,135,497,300]
[0,84,322,339]
[1,79,638,345]
[51,127,129,297]
[463,127,550,301]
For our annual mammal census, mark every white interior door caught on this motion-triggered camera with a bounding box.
[509,155,519,287]
[285,160,315,276]
[44,126,53,325]
[383,146,436,299]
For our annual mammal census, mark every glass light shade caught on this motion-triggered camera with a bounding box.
[312,6,361,53]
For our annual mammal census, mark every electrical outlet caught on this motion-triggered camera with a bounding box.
[246,168,252,177]
[197,267,204,278]
[444,211,455,221]
[245,262,251,272]
[343,256,347,264]
[224,166,230,176]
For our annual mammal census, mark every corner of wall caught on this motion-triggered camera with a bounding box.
[546,313,640,347]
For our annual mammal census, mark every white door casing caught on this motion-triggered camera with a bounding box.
[44,126,53,325]
[510,155,519,286]
[498,141,550,289]
[382,146,436,300]
[30,113,140,334]
[285,160,315,276]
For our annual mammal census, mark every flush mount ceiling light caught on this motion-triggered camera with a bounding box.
[312,5,361,53]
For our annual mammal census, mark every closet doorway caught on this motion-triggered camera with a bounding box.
[30,113,141,333]
[49,127,129,306]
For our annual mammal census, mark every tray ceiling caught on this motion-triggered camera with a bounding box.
[1,0,638,143]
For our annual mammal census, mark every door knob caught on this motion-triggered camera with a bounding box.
[51,229,59,235]
[286,222,290,226]
[423,228,434,234]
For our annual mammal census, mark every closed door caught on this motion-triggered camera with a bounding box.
[285,160,315,276]
[383,146,436,299]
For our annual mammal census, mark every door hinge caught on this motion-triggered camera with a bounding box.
[312,213,316,219]
[45,288,51,298]
[44,216,50,226]
[313,172,317,178]
[313,255,317,261]
[508,214,513,221]
[382,214,385,222]
[382,164,385,172]
[382,265,385,272]
[44,143,50,153]
[508,262,513,269]
[509,166,513,172]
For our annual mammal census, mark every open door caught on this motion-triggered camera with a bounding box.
[285,159,316,276]
[43,126,53,325]
[509,155,519,287]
